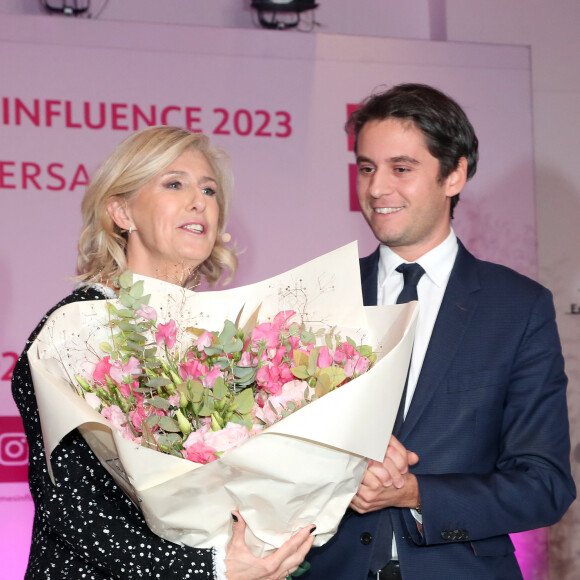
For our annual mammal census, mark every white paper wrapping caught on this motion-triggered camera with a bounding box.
[28,242,418,555]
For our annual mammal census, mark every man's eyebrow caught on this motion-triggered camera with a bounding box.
[390,155,420,164]
[355,155,420,165]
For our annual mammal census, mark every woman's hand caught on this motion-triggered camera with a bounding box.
[224,510,315,580]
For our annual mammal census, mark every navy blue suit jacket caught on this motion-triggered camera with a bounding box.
[304,241,575,580]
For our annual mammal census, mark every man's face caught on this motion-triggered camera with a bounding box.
[356,118,463,262]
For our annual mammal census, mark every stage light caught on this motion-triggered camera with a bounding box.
[251,0,319,30]
[40,0,90,17]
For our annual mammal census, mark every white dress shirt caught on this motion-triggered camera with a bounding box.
[377,229,458,417]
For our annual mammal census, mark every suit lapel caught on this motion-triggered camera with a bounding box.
[360,246,380,306]
[398,241,481,439]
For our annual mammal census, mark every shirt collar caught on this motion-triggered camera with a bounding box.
[378,229,458,288]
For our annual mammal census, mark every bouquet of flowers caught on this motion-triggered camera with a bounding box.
[74,269,377,466]
[28,243,418,556]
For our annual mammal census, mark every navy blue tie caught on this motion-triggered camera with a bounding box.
[395,263,425,304]
[392,263,424,436]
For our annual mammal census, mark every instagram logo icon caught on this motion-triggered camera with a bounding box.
[0,416,29,482]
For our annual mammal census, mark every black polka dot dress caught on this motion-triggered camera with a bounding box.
[12,287,218,579]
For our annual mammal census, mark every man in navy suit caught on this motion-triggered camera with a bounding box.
[303,84,576,579]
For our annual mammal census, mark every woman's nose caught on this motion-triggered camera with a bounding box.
[189,187,206,212]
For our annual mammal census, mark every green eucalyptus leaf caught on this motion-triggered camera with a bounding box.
[223,337,244,354]
[358,345,373,357]
[233,387,254,414]
[212,377,228,399]
[145,414,159,429]
[219,319,238,346]
[129,280,144,299]
[157,416,181,432]
[119,293,135,308]
[233,366,256,381]
[100,342,112,354]
[291,366,310,380]
[307,347,319,376]
[204,346,225,357]
[301,329,316,344]
[118,321,136,332]
[148,396,171,410]
[318,366,346,390]
[117,308,136,319]
[118,270,133,289]
[146,377,172,388]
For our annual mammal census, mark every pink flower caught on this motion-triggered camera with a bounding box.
[251,322,281,350]
[84,392,102,410]
[256,364,284,395]
[255,380,314,426]
[317,347,333,369]
[194,330,214,350]
[202,367,224,389]
[238,351,255,367]
[204,423,251,454]
[119,379,139,398]
[135,305,157,321]
[156,319,177,349]
[251,310,295,350]
[334,342,356,364]
[179,358,208,381]
[93,356,112,385]
[109,356,142,385]
[185,441,219,464]
[270,345,287,367]
[344,355,371,378]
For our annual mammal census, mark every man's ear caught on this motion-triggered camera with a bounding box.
[107,198,133,231]
[445,157,468,198]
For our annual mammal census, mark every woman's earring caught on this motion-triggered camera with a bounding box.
[221,232,231,243]
[129,227,132,234]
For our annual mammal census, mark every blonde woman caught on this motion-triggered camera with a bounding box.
[13,126,315,580]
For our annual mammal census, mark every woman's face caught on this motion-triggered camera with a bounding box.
[114,148,220,284]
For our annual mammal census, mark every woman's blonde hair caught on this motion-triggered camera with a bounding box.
[76,126,237,288]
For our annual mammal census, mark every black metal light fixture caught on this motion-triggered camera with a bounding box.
[251,0,319,30]
[40,0,91,16]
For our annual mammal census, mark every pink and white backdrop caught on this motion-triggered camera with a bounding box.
[0,14,542,579]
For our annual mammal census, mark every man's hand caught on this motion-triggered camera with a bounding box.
[350,435,420,514]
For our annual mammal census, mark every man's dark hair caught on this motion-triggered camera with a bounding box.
[346,83,479,218]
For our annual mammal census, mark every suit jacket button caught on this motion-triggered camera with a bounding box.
[360,532,373,545]
[441,531,450,541]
